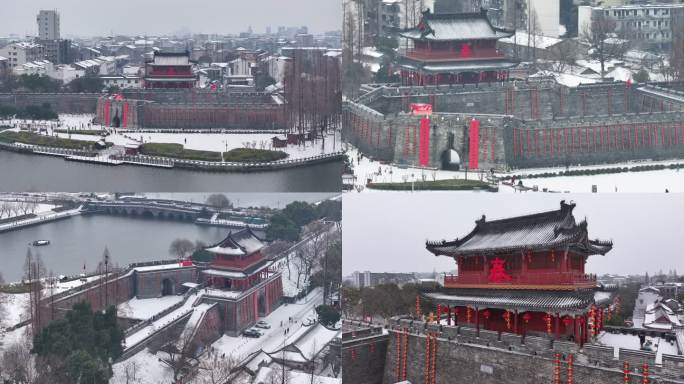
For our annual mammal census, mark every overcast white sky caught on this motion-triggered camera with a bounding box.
[1,0,341,37]
[343,193,684,277]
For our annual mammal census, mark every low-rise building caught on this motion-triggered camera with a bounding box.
[100,75,142,89]
[0,42,46,69]
[13,60,53,76]
[579,3,684,51]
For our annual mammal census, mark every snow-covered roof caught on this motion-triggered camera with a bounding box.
[361,47,384,59]
[499,32,563,49]
[605,67,633,83]
[152,54,190,66]
[204,228,265,257]
[401,11,513,42]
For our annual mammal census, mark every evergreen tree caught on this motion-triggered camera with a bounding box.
[32,302,123,384]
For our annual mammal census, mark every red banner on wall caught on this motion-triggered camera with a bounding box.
[419,117,430,166]
[123,102,129,128]
[469,118,480,169]
[104,100,110,127]
[411,103,432,115]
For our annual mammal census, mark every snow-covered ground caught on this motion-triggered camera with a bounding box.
[347,146,684,193]
[0,206,82,232]
[117,296,184,320]
[111,288,324,384]
[293,323,341,360]
[7,114,343,160]
[0,202,57,220]
[597,331,680,364]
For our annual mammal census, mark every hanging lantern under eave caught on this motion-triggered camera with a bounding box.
[562,316,573,328]
[503,310,512,330]
[466,306,472,323]
[544,313,552,335]
[522,312,531,324]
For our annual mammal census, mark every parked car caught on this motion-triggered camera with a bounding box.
[255,320,271,329]
[243,328,262,338]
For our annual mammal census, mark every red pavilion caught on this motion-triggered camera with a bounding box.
[143,51,197,89]
[397,9,519,85]
[199,228,283,335]
[424,201,615,345]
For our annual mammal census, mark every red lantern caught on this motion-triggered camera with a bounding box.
[503,310,512,330]
[483,309,491,320]
[466,306,472,323]
[562,316,573,328]
[544,313,553,335]
[522,312,531,324]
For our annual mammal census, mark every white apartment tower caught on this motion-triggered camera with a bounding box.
[37,10,60,40]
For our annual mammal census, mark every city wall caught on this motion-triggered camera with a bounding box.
[0,93,100,113]
[342,322,389,384]
[373,318,684,384]
[344,81,684,170]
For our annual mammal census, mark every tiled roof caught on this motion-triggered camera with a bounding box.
[400,11,513,42]
[204,227,265,256]
[425,288,597,312]
[426,201,612,257]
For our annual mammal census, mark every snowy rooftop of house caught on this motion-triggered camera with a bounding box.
[644,302,682,329]
[588,3,684,10]
[361,47,384,59]
[400,10,514,42]
[499,32,563,49]
[204,227,265,256]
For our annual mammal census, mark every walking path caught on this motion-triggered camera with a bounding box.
[0,206,82,233]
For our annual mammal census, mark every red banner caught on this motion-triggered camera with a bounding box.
[419,117,430,166]
[410,103,432,115]
[104,100,110,127]
[469,118,480,169]
[123,102,129,128]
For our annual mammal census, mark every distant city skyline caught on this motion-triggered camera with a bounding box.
[0,0,341,38]
[343,193,684,276]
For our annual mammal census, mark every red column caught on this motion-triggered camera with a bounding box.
[554,314,560,340]
[514,310,519,335]
[475,307,480,337]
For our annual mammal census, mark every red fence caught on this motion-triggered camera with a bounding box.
[400,48,504,61]
[444,272,596,286]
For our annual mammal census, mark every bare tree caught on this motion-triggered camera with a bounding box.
[169,238,195,260]
[23,249,45,336]
[582,13,628,78]
[1,341,36,384]
[197,354,238,384]
[672,24,684,80]
[159,331,197,383]
[121,360,143,384]
[548,41,579,74]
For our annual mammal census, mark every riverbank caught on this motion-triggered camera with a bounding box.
[367,178,497,191]
[0,141,345,172]
[0,206,82,234]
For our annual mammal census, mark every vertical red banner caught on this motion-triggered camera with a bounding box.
[469,119,480,169]
[419,117,430,166]
[104,100,110,127]
[123,102,129,128]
